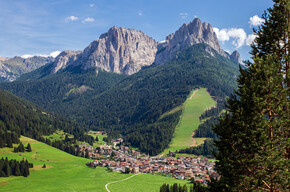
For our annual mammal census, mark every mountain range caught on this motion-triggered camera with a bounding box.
[0,18,241,155]
[47,18,240,76]
[0,18,240,82]
[0,56,55,82]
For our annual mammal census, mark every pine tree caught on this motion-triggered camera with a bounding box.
[85,149,90,159]
[213,0,289,191]
[3,162,10,177]
[18,142,25,152]
[13,147,19,153]
[6,133,13,148]
[14,163,20,176]
[26,143,32,152]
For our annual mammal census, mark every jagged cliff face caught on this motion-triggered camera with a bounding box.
[51,27,157,75]
[51,50,82,73]
[155,18,227,65]
[80,26,157,75]
[0,61,15,81]
[230,50,241,64]
[23,18,239,76]
[0,56,54,82]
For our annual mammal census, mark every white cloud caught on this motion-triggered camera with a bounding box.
[249,15,264,27]
[21,51,61,58]
[90,4,94,7]
[246,34,258,46]
[82,17,95,24]
[213,28,230,42]
[49,51,61,58]
[65,16,79,22]
[213,27,247,48]
[179,12,188,19]
[138,11,143,16]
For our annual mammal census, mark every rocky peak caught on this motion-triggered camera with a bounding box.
[0,56,54,82]
[78,26,157,75]
[51,50,82,73]
[230,50,241,64]
[154,18,227,65]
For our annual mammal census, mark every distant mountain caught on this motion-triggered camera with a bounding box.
[49,26,157,75]
[230,50,241,64]
[33,18,239,79]
[0,56,55,82]
[0,43,240,155]
[0,18,243,155]
[154,18,227,65]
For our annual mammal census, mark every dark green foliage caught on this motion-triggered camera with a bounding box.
[0,44,239,155]
[195,102,226,139]
[124,167,130,174]
[160,183,208,192]
[0,89,94,147]
[0,67,126,119]
[0,158,32,177]
[26,143,32,152]
[195,117,218,139]
[213,1,290,191]
[0,131,18,148]
[178,139,217,158]
[0,130,20,148]
[85,149,90,159]
[17,142,25,152]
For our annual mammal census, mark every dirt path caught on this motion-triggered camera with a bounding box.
[105,174,142,192]
[189,89,198,100]
[189,89,198,146]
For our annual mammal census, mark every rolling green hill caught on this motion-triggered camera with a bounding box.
[0,136,188,192]
[0,43,240,155]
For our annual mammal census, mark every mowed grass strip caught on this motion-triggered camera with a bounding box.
[0,136,190,192]
[162,88,216,155]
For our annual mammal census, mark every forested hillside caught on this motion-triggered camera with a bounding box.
[0,43,240,155]
[0,66,126,116]
[0,89,92,146]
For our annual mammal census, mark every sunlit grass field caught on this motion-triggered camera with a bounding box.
[0,136,188,192]
[161,88,216,155]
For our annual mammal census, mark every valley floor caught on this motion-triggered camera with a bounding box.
[0,136,188,192]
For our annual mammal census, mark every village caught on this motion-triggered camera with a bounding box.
[83,134,219,185]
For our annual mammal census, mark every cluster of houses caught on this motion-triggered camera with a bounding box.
[83,143,219,185]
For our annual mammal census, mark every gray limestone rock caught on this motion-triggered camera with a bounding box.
[79,26,157,75]
[51,50,82,73]
[154,18,227,65]
[230,50,241,64]
[0,56,54,82]
[51,27,157,75]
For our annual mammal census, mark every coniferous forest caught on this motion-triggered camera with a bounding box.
[0,89,95,155]
[0,158,33,177]
[212,0,290,191]
[0,44,240,155]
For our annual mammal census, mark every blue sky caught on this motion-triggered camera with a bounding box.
[0,0,273,61]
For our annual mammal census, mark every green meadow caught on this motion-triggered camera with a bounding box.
[0,136,188,192]
[88,131,108,146]
[162,88,216,155]
[43,130,74,141]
